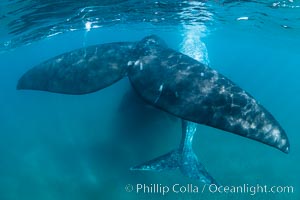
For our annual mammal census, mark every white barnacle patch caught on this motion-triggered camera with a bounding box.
[154,84,164,104]
[200,72,204,77]
[56,58,63,63]
[219,86,226,94]
[250,123,257,129]
[85,21,92,31]
[134,60,140,66]
[271,128,281,142]
[241,120,250,130]
[279,139,287,148]
[159,84,164,92]
[263,124,272,133]
[147,38,156,44]
[127,61,133,66]
[140,62,143,70]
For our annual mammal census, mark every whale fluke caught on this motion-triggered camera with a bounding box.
[128,36,290,154]
[131,120,218,185]
[17,42,135,94]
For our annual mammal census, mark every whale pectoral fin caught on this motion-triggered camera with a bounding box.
[17,42,135,94]
[130,149,217,185]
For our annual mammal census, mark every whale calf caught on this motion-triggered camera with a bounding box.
[17,35,289,184]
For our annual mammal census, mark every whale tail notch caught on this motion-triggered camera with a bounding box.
[17,42,135,94]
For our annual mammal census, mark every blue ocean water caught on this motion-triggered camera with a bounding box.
[0,1,299,200]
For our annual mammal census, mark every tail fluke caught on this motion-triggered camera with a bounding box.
[128,36,290,153]
[131,120,217,185]
[17,42,135,94]
[131,148,217,185]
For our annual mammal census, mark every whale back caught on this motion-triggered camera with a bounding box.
[17,42,135,94]
[128,36,290,153]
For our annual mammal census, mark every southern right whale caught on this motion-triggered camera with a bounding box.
[17,35,289,184]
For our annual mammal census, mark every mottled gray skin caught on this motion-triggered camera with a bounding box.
[17,35,289,184]
[128,36,289,153]
[18,42,135,94]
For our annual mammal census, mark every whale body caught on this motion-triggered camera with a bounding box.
[17,35,290,184]
[17,35,290,154]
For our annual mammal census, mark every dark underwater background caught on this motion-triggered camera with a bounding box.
[0,0,299,200]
